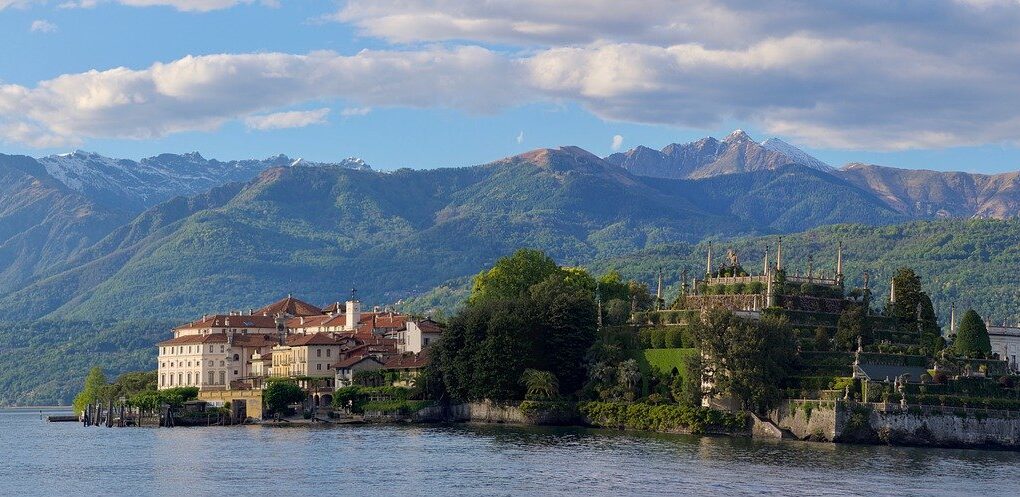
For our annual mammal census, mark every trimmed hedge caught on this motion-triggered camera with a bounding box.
[578,401,746,434]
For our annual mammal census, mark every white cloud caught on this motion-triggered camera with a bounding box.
[611,134,623,151]
[244,108,330,131]
[6,2,1020,150]
[29,19,57,33]
[340,106,372,117]
[516,131,524,144]
[5,0,275,11]
[0,47,522,147]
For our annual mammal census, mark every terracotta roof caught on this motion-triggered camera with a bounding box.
[414,318,444,334]
[383,352,430,369]
[173,314,279,331]
[334,355,385,368]
[286,332,343,347]
[158,333,278,347]
[254,295,323,317]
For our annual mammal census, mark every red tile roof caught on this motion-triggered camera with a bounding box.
[334,355,385,368]
[414,318,445,334]
[159,333,278,347]
[173,314,280,331]
[255,295,323,317]
[286,332,343,347]
[383,352,430,370]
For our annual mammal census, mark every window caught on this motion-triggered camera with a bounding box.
[219,371,226,385]
[187,372,192,385]
[178,373,183,386]
[317,364,322,371]
[169,374,174,386]
[160,374,165,387]
[233,353,240,361]
[326,349,331,358]
[233,370,238,376]
[209,360,214,367]
[317,349,322,358]
[209,371,215,385]
[424,337,431,346]
[220,360,225,367]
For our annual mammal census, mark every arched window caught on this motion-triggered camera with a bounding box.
[218,371,226,385]
[209,371,215,385]
[160,374,165,387]
[187,372,192,385]
[233,353,240,362]
[178,373,183,386]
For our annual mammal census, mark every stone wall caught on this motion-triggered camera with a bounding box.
[771,400,1020,449]
[414,401,577,425]
[863,407,1020,448]
[772,400,842,441]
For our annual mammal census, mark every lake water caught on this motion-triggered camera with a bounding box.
[2,408,1019,496]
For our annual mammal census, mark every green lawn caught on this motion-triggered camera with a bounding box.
[634,348,697,382]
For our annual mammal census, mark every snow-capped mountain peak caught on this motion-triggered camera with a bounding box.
[760,137,833,172]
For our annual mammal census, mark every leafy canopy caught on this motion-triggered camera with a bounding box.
[954,309,992,356]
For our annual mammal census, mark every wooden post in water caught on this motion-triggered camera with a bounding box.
[106,399,114,428]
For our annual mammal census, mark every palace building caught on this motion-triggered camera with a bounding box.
[156,294,443,411]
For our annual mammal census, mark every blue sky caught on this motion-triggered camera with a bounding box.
[2,1,1020,172]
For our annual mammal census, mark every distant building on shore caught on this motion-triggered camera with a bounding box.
[155,293,442,416]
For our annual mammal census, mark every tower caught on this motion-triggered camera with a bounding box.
[949,302,956,337]
[707,242,714,276]
[836,240,844,286]
[776,237,783,272]
[655,267,663,311]
[890,276,897,305]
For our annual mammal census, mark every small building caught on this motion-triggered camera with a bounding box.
[395,318,444,354]
[988,325,1020,372]
[383,352,430,387]
[334,355,386,387]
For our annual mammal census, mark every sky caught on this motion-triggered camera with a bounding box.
[2,1,1020,172]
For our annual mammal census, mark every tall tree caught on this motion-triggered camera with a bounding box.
[469,249,559,304]
[954,309,992,356]
[692,309,796,413]
[887,268,924,322]
[835,305,872,350]
[72,366,108,414]
[530,272,598,395]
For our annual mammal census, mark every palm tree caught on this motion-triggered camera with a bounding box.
[520,369,559,400]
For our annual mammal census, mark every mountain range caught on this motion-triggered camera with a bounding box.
[1,131,1019,404]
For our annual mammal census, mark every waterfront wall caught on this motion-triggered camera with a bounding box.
[771,400,1020,449]
[414,401,576,425]
[772,401,842,441]
[864,408,1020,448]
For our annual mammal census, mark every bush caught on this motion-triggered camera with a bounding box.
[665,328,684,348]
[578,401,745,434]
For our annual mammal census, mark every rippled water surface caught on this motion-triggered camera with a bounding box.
[2,409,1019,496]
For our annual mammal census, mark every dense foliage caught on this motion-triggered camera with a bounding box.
[263,380,306,415]
[0,319,169,406]
[954,309,992,356]
[430,250,602,402]
[578,401,746,434]
[692,309,797,413]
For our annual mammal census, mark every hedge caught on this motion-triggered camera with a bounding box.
[578,401,746,434]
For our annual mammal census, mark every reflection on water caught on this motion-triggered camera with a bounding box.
[1,409,1018,496]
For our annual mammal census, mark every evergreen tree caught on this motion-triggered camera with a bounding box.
[835,305,872,350]
[887,268,924,322]
[72,366,108,415]
[954,309,992,356]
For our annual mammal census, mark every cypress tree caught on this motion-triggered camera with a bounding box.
[954,309,992,356]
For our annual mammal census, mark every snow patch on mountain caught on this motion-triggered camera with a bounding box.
[760,138,833,172]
